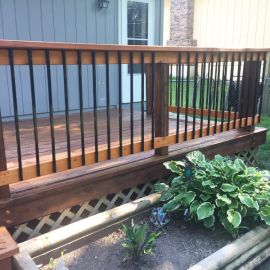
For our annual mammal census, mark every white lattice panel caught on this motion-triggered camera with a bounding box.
[235,148,258,166]
[10,181,159,242]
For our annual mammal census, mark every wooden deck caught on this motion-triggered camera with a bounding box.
[2,108,208,171]
[0,127,267,228]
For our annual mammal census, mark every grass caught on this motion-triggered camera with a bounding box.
[170,78,270,170]
[169,79,229,108]
[257,115,270,170]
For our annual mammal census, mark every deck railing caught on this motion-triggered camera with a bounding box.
[0,40,268,184]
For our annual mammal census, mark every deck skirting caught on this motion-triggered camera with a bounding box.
[0,127,267,241]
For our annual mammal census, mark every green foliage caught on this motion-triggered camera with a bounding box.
[257,115,270,170]
[155,151,270,236]
[48,250,66,269]
[122,220,160,260]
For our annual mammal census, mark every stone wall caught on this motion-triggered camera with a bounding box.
[167,0,197,46]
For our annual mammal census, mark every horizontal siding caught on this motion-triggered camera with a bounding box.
[0,0,119,118]
[194,0,270,48]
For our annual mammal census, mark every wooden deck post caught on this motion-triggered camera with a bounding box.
[146,64,152,116]
[239,58,261,130]
[0,112,9,199]
[0,226,19,270]
[154,63,169,156]
[0,111,7,172]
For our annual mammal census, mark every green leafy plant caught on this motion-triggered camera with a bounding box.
[155,151,270,236]
[48,250,67,270]
[122,220,160,260]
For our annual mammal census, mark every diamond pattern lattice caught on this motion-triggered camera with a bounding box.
[9,180,159,243]
[235,148,258,166]
[9,148,259,243]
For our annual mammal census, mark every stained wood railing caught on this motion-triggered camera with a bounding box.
[0,40,268,187]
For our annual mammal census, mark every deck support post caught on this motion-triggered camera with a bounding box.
[0,185,10,199]
[0,227,19,270]
[239,57,261,130]
[154,63,169,156]
[146,64,152,116]
[0,111,7,172]
[0,111,9,200]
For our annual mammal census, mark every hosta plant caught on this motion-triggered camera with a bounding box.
[122,220,160,260]
[155,151,270,236]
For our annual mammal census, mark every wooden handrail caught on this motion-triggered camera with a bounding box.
[0,40,268,66]
[0,39,269,52]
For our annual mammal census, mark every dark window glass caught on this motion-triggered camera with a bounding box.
[128,2,148,39]
[127,1,148,74]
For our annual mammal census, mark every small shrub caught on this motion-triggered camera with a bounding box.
[122,220,160,260]
[155,151,270,236]
[48,250,68,270]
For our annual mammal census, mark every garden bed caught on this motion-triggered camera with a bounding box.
[39,215,232,270]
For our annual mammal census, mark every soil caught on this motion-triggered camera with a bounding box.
[40,215,233,270]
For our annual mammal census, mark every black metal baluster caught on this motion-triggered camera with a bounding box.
[45,50,56,173]
[78,50,85,165]
[245,52,252,128]
[175,64,179,106]
[207,51,214,135]
[9,49,23,180]
[221,52,228,132]
[181,63,184,107]
[234,52,242,129]
[118,51,123,156]
[192,51,198,139]
[28,49,40,176]
[130,52,134,154]
[214,52,222,134]
[176,53,181,143]
[140,52,144,151]
[240,52,248,128]
[91,51,99,162]
[199,52,206,137]
[62,50,71,169]
[151,52,155,149]
[259,52,267,122]
[252,52,262,126]
[212,61,218,110]
[206,56,211,109]
[227,52,235,130]
[169,64,173,106]
[105,51,111,159]
[184,52,190,141]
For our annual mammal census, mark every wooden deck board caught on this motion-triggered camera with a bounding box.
[2,108,208,170]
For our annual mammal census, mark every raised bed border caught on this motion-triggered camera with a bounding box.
[12,193,270,270]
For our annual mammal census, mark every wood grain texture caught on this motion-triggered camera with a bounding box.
[0,115,7,172]
[0,108,259,185]
[168,106,239,119]
[0,40,268,66]
[154,64,169,155]
[0,127,266,227]
[0,226,18,260]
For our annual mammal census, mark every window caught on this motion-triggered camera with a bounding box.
[128,1,149,73]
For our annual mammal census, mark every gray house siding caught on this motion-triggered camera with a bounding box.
[0,0,163,118]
